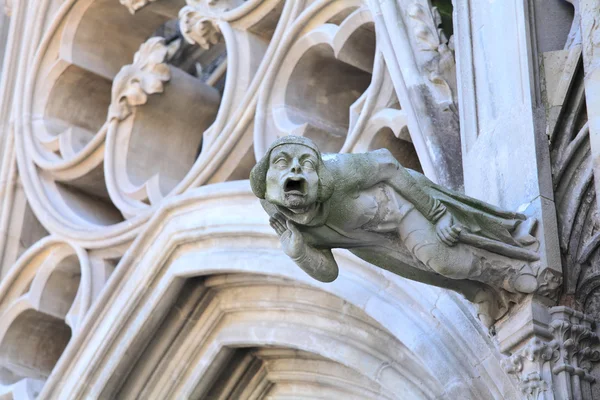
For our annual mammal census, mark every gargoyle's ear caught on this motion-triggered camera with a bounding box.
[317,161,334,202]
[250,152,270,199]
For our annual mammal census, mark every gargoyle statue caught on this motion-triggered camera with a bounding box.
[250,136,561,327]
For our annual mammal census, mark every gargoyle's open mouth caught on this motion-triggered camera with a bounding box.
[284,177,307,195]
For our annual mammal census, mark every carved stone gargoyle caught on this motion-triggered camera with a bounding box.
[250,136,561,327]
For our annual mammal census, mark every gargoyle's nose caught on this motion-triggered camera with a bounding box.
[290,158,301,174]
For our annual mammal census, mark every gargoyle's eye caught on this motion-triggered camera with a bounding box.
[273,158,288,167]
[302,160,316,170]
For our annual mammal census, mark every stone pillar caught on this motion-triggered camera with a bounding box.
[453,0,561,287]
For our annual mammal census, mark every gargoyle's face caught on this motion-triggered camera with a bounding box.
[265,144,319,211]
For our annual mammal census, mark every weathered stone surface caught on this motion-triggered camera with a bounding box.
[0,0,595,399]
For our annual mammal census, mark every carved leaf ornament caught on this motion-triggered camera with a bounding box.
[109,37,171,122]
[405,3,455,109]
[179,7,222,50]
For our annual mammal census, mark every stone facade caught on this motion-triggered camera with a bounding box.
[0,0,597,399]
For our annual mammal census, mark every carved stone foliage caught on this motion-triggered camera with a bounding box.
[550,308,600,385]
[179,8,222,49]
[405,2,457,110]
[502,338,559,400]
[108,37,171,122]
[501,306,600,400]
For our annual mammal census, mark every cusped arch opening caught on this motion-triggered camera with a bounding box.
[38,255,81,320]
[63,0,185,80]
[369,127,422,172]
[284,18,376,153]
[0,310,72,385]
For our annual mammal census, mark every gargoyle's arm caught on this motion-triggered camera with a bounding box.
[365,149,447,223]
[292,246,339,283]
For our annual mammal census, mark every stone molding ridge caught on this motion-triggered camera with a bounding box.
[108,37,172,122]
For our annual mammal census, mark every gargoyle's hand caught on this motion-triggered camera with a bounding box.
[435,212,462,247]
[269,213,306,259]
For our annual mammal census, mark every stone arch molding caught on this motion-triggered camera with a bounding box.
[37,181,519,400]
[117,273,439,399]
[16,0,454,251]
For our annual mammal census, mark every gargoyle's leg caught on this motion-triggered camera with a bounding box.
[397,209,538,294]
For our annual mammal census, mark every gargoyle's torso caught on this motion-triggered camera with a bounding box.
[300,183,416,248]
[272,179,429,275]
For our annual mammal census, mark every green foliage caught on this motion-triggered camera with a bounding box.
[432,0,453,37]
